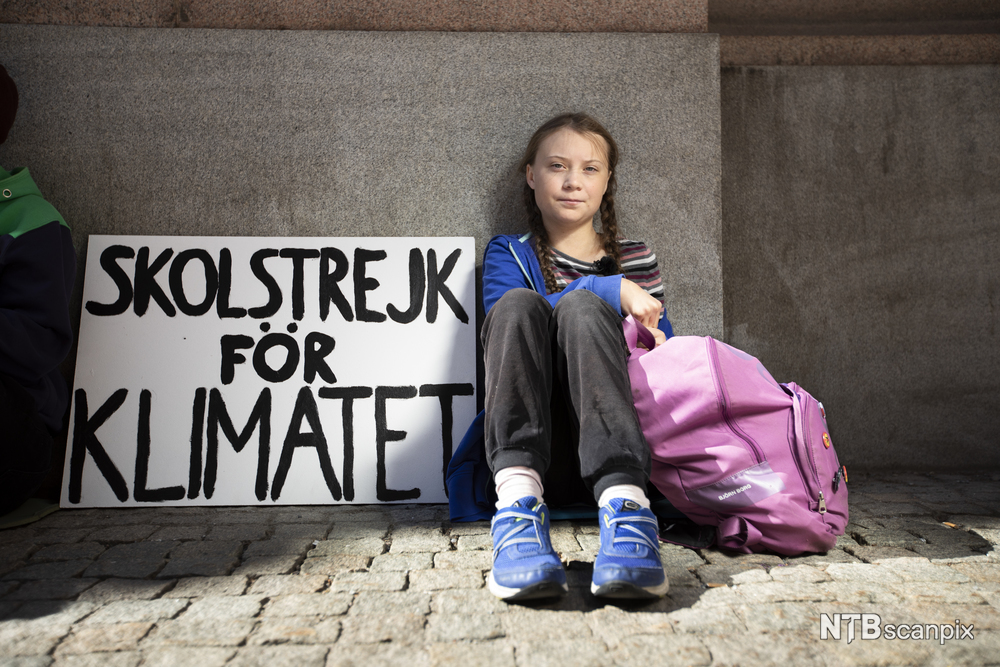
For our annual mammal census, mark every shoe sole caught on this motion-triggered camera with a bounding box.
[488,571,568,601]
[590,578,669,599]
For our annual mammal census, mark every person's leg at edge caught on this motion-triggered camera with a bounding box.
[550,290,668,599]
[481,289,566,600]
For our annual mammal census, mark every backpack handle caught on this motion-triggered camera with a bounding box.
[622,315,657,352]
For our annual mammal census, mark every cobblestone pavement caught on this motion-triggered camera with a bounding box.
[1,472,999,666]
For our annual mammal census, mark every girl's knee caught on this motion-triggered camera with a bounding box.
[492,288,550,316]
[553,289,612,320]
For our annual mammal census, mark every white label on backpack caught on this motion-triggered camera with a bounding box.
[687,462,785,511]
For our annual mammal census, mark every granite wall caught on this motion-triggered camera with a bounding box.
[722,65,1000,470]
[0,25,724,345]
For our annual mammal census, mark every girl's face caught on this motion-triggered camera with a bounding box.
[526,128,610,236]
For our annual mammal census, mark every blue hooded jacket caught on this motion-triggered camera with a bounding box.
[446,233,673,521]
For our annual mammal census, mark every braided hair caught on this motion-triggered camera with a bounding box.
[517,113,623,294]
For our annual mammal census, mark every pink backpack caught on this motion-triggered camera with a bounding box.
[623,318,848,555]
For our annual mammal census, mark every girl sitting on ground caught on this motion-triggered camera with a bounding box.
[480,112,673,600]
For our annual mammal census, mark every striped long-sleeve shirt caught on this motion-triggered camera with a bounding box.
[548,239,666,308]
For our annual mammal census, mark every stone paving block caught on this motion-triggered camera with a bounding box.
[768,564,831,583]
[584,607,673,648]
[95,541,176,560]
[786,549,860,566]
[824,563,905,584]
[339,613,426,644]
[950,562,1000,583]
[263,593,352,618]
[817,581,905,605]
[328,572,407,593]
[0,620,72,657]
[299,555,371,576]
[243,538,316,559]
[615,633,711,667]
[145,526,208,541]
[0,657,52,667]
[83,558,165,579]
[426,612,503,641]
[248,574,329,596]
[500,610,592,642]
[29,543,105,563]
[973,528,1000,545]
[434,550,492,570]
[902,582,989,605]
[232,555,302,577]
[369,553,434,572]
[4,560,92,581]
[844,545,917,563]
[206,525,271,541]
[53,622,153,655]
[514,639,610,666]
[663,567,702,588]
[52,651,142,667]
[665,605,745,635]
[0,580,17,597]
[82,599,190,625]
[168,540,243,560]
[732,601,820,633]
[310,538,386,558]
[910,544,989,561]
[5,579,97,601]
[271,523,331,540]
[273,508,337,524]
[431,588,509,615]
[29,529,98,544]
[659,545,705,569]
[409,569,483,591]
[138,646,235,667]
[181,595,265,620]
[228,645,329,667]
[576,535,600,551]
[446,522,490,536]
[851,527,922,548]
[694,564,767,587]
[8,600,97,624]
[388,525,452,554]
[246,616,341,645]
[548,525,580,554]
[879,557,971,583]
[700,550,783,566]
[456,535,492,551]
[141,618,256,646]
[164,576,248,597]
[87,526,158,542]
[689,584,740,608]
[156,557,236,578]
[836,533,860,548]
[327,643,432,667]
[733,581,832,604]
[700,630,829,667]
[325,523,390,539]
[0,543,36,566]
[350,590,431,616]
[426,641,513,667]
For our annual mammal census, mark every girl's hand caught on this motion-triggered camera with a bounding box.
[620,278,663,331]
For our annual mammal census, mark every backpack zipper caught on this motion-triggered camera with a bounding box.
[706,339,765,464]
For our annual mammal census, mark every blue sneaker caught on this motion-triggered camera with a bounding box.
[591,498,669,599]
[487,496,568,601]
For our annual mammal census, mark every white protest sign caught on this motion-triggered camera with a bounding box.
[62,236,477,507]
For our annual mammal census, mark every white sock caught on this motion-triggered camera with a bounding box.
[494,466,544,509]
[598,484,650,510]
